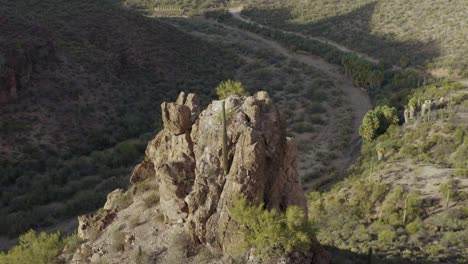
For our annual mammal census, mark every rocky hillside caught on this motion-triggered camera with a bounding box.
[60,92,330,264]
[309,81,468,263]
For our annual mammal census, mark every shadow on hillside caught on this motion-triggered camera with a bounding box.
[325,246,443,264]
[0,0,239,240]
[242,2,441,68]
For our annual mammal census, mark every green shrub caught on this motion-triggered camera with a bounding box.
[215,80,248,99]
[230,196,317,260]
[0,230,62,264]
[368,221,391,235]
[441,230,468,248]
[378,230,396,244]
[405,192,421,223]
[423,244,444,260]
[359,105,398,141]
[380,186,404,225]
[406,221,421,235]
[62,232,84,255]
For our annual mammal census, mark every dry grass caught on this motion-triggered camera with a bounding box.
[110,229,125,253]
[143,192,160,208]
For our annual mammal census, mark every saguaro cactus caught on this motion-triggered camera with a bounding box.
[367,247,373,264]
[404,109,409,124]
[402,195,408,225]
[409,105,415,120]
[222,100,228,174]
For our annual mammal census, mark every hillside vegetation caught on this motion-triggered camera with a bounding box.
[240,0,468,77]
[0,0,239,238]
[310,81,468,263]
[1,0,467,263]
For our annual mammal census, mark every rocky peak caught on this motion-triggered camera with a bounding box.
[72,92,329,264]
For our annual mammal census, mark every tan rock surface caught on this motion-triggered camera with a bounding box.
[70,92,329,264]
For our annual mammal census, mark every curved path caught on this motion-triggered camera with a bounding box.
[230,6,468,85]
[206,16,371,171]
[226,8,371,145]
[229,7,382,66]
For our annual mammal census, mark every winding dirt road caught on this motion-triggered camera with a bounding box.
[229,7,382,66]
[229,6,468,85]
[226,8,371,145]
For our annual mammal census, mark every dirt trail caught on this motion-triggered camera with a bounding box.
[163,14,371,182]
[230,6,468,86]
[229,7,382,66]
[218,16,371,146]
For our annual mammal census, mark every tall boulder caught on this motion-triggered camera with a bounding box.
[141,91,308,249]
[185,92,307,250]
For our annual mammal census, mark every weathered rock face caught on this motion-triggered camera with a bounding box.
[186,92,307,250]
[145,92,198,223]
[77,210,117,241]
[73,92,329,264]
[103,189,124,211]
[142,91,307,248]
[129,159,155,185]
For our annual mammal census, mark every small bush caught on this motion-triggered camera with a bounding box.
[143,192,160,208]
[406,221,421,235]
[192,247,217,264]
[230,196,317,260]
[0,230,62,264]
[378,230,396,244]
[215,80,248,99]
[62,232,84,255]
[110,229,125,252]
[359,105,398,141]
[423,244,444,260]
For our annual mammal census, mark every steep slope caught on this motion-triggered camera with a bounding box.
[0,0,239,238]
[309,81,468,263]
[61,92,330,264]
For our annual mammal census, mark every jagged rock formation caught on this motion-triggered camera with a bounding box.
[71,92,329,264]
[143,91,308,247]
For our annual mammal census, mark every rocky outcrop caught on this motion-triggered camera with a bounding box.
[73,92,329,264]
[103,189,125,211]
[140,91,310,248]
[184,91,307,250]
[129,159,155,185]
[77,210,117,241]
